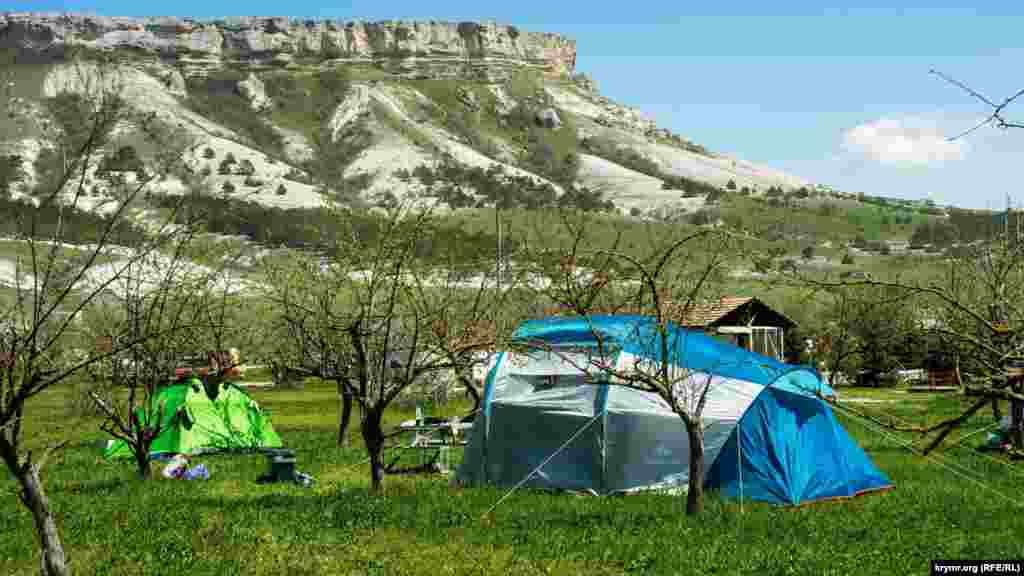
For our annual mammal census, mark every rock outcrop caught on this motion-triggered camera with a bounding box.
[0,14,577,78]
[236,72,270,111]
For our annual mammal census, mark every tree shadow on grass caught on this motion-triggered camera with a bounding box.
[60,477,128,497]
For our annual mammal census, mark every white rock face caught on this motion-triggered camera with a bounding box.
[488,84,517,116]
[236,73,271,112]
[8,14,819,215]
[1,14,578,78]
[163,69,187,97]
[328,84,372,142]
[577,153,704,214]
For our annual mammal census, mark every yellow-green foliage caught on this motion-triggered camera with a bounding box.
[719,195,925,244]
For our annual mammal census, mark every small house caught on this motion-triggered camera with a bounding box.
[667,297,795,361]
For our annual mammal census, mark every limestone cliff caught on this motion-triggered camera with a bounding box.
[1,12,813,215]
[0,14,576,77]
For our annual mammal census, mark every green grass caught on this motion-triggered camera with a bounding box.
[263,72,320,141]
[440,207,700,259]
[718,196,922,246]
[3,380,1023,575]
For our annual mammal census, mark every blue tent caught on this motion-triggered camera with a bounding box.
[455,315,892,505]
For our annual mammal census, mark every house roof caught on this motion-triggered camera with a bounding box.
[542,296,796,329]
[668,297,796,328]
[668,297,754,327]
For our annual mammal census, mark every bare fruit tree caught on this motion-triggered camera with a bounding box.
[790,70,1024,456]
[798,236,1024,454]
[82,235,246,478]
[264,203,507,491]
[0,50,201,574]
[520,212,742,515]
[262,251,359,446]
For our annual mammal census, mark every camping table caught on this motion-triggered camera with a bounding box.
[388,420,473,473]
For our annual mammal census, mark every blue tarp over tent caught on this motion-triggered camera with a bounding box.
[457,315,893,505]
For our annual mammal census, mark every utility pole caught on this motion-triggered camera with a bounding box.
[496,203,502,295]
[495,201,504,351]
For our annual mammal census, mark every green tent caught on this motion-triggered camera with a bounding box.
[104,378,284,460]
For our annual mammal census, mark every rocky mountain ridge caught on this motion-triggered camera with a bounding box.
[1,14,576,80]
[2,13,812,216]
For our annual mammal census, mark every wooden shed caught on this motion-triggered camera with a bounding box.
[539,296,796,361]
[667,297,795,361]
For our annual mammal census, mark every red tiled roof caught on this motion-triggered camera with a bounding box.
[668,297,754,328]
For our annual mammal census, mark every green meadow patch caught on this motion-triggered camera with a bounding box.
[2,382,1023,575]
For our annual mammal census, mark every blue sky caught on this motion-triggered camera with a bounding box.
[9,1,1024,209]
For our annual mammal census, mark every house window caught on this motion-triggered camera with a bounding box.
[751,327,783,360]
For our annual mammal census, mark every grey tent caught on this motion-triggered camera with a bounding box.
[454,316,893,505]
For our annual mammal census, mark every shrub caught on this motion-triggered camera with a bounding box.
[0,195,145,245]
[202,147,216,159]
[841,252,855,265]
[101,145,143,172]
[0,155,24,198]
[911,220,958,248]
[801,245,815,260]
[689,208,719,226]
[557,186,615,212]
[705,188,725,204]
[221,180,236,194]
[284,168,311,184]
[218,156,236,175]
[275,184,287,196]
[238,159,256,176]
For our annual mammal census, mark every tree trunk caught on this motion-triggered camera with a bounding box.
[337,383,353,447]
[16,464,68,576]
[686,423,705,516]
[134,447,151,479]
[1011,396,1023,450]
[464,380,482,416]
[361,409,385,493]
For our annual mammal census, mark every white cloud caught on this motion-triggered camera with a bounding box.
[841,115,967,167]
